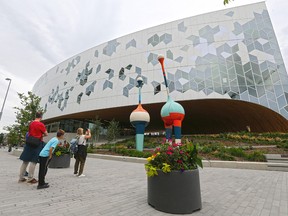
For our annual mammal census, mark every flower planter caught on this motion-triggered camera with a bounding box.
[147,169,202,214]
[49,154,71,168]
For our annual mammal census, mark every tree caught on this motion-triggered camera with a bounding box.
[106,119,120,143]
[0,133,4,144]
[14,91,44,139]
[224,0,233,5]
[91,116,102,143]
[4,91,44,146]
[3,124,21,146]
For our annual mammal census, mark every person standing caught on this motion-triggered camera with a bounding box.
[37,129,65,189]
[74,128,91,177]
[18,111,48,183]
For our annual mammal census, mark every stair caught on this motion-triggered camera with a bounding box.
[264,154,288,171]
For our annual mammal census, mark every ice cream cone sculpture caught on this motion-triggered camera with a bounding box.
[158,55,185,144]
[129,77,150,151]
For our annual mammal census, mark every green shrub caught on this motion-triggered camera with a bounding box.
[244,151,265,162]
[227,147,246,157]
[277,142,288,149]
[213,152,235,161]
[87,147,94,153]
[126,140,135,149]
[200,145,214,154]
[115,148,152,158]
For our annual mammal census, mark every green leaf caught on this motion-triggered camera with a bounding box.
[162,163,171,173]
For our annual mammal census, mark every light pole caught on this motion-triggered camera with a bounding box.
[0,78,12,121]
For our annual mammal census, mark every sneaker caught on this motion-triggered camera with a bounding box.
[27,178,38,184]
[78,174,85,177]
[18,178,26,183]
[37,184,50,190]
[73,173,78,176]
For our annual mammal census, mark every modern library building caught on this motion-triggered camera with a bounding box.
[33,2,288,134]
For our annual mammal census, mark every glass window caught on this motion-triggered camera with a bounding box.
[77,93,83,104]
[235,63,244,76]
[274,84,283,97]
[239,86,247,93]
[154,84,161,95]
[136,67,141,75]
[119,67,124,78]
[125,64,132,70]
[270,70,280,83]
[166,50,173,60]
[256,86,265,97]
[123,87,129,97]
[248,87,257,97]
[277,95,286,109]
[237,75,246,87]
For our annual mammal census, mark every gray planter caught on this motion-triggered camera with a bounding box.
[49,154,71,168]
[147,169,202,214]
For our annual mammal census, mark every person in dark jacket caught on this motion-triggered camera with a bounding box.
[18,112,48,183]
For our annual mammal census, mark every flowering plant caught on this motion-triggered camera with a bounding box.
[53,142,70,156]
[145,140,203,177]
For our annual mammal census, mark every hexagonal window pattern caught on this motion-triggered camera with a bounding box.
[105,68,114,80]
[86,81,96,96]
[96,64,101,74]
[160,33,172,44]
[148,34,160,47]
[103,80,113,90]
[178,21,187,32]
[147,53,158,66]
[77,92,83,104]
[119,67,126,81]
[152,81,161,95]
[126,39,136,49]
[94,50,99,57]
[103,39,120,56]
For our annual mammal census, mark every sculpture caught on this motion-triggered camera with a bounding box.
[158,55,185,144]
[129,77,150,151]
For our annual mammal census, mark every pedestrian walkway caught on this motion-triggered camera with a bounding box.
[0,149,287,216]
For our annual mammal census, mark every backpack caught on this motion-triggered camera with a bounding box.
[70,138,79,154]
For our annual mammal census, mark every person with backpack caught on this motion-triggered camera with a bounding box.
[73,128,91,177]
[18,112,48,184]
[37,129,65,189]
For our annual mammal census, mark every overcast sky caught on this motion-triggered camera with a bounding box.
[0,0,287,133]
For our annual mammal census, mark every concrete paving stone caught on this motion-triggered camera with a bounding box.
[250,209,262,216]
[260,209,270,216]
[235,206,246,214]
[1,149,288,216]
[243,206,255,215]
[279,202,288,215]
[270,205,280,216]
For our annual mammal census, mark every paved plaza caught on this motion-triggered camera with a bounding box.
[0,149,287,216]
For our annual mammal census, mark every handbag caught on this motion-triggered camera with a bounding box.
[26,136,41,148]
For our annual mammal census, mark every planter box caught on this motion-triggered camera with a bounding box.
[49,154,71,168]
[147,169,201,214]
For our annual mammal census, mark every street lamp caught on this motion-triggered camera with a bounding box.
[0,78,12,121]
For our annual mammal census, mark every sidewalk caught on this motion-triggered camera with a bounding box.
[0,149,287,216]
